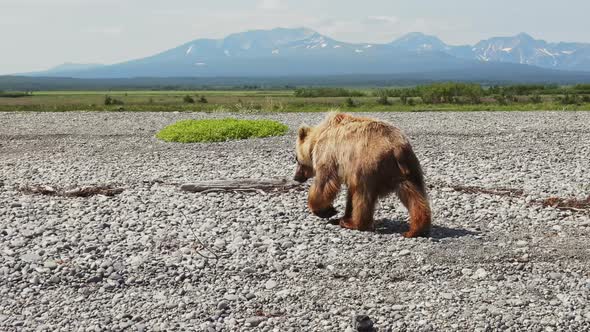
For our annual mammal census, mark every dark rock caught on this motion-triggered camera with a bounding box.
[355,315,376,332]
[87,275,102,283]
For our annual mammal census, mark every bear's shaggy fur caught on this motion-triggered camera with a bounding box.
[294,112,431,238]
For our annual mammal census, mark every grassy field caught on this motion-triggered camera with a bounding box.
[1,90,589,112]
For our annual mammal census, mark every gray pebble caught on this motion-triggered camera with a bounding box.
[265,279,278,289]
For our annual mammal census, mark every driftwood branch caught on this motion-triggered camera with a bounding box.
[180,178,303,193]
[20,185,124,197]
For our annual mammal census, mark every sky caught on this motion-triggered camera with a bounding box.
[1,0,590,75]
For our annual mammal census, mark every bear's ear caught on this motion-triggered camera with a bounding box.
[298,126,310,140]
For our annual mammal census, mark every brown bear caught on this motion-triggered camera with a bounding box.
[294,112,431,238]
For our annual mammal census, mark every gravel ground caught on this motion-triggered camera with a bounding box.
[0,111,589,332]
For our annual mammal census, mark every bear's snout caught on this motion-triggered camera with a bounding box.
[293,174,307,183]
[293,171,308,183]
[294,164,313,183]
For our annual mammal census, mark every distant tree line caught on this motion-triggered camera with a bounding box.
[293,83,590,106]
[294,87,366,97]
[0,91,32,98]
[371,83,590,105]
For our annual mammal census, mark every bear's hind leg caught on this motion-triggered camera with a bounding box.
[339,188,376,232]
[396,182,431,238]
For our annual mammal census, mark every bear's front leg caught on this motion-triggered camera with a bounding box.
[312,205,338,219]
[307,168,341,219]
[338,188,376,232]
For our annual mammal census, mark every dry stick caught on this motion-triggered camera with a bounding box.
[430,180,589,214]
[197,188,268,195]
[539,196,590,214]
[180,211,229,260]
[181,179,590,215]
[179,178,302,193]
[563,207,589,213]
[20,184,124,197]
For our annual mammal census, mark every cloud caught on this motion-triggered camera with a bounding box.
[257,0,284,10]
[364,16,399,25]
[408,18,430,32]
[84,27,123,36]
[310,16,404,43]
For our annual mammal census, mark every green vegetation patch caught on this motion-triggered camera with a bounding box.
[294,87,366,97]
[156,118,289,143]
[0,91,31,98]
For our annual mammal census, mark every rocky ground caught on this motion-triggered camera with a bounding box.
[0,111,589,332]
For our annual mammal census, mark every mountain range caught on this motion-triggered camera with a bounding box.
[21,28,590,80]
[396,32,590,71]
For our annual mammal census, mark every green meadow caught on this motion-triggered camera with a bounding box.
[1,84,589,112]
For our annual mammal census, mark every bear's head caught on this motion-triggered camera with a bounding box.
[293,125,315,183]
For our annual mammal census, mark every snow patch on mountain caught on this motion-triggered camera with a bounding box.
[537,48,556,57]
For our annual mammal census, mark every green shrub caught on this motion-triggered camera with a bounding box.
[582,95,590,103]
[417,82,483,104]
[183,95,195,103]
[376,95,390,105]
[530,94,542,103]
[104,95,124,105]
[199,96,208,103]
[557,93,580,105]
[398,90,414,105]
[294,87,365,97]
[489,84,550,96]
[400,94,408,105]
[496,94,508,105]
[374,88,419,98]
[156,118,289,143]
[0,91,31,98]
[573,84,590,94]
[344,97,356,107]
[375,83,575,102]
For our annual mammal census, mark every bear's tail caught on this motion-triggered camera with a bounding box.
[394,144,432,238]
